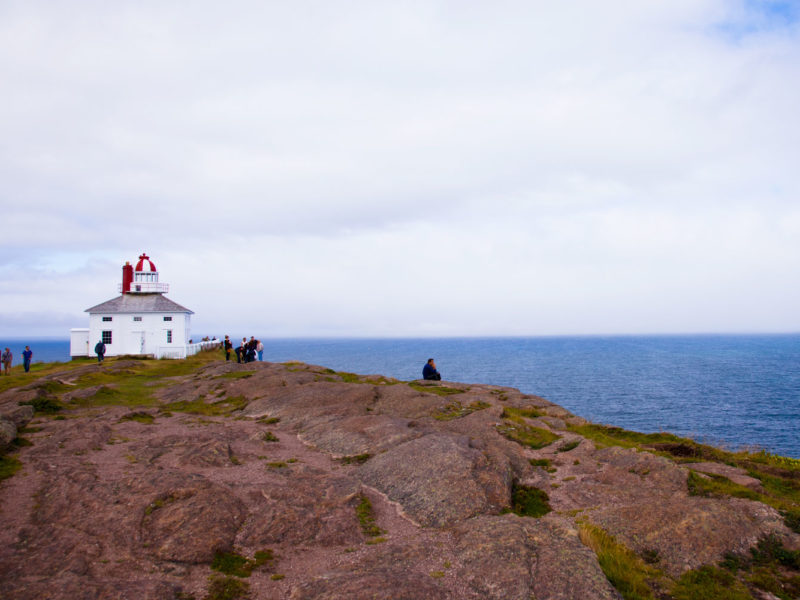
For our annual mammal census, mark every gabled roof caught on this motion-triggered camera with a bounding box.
[85,294,194,315]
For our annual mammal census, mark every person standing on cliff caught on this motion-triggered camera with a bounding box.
[223,335,233,361]
[22,346,33,373]
[256,339,264,361]
[1,348,12,375]
[422,358,441,381]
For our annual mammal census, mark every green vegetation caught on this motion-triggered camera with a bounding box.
[491,390,509,401]
[433,400,491,421]
[144,494,177,515]
[507,481,551,518]
[20,394,64,414]
[501,406,543,420]
[270,574,285,581]
[338,453,372,465]
[687,471,760,501]
[262,431,279,442]
[214,372,253,380]
[430,571,445,578]
[257,416,280,424]
[497,420,560,450]
[118,411,155,425]
[0,455,23,482]
[577,524,800,599]
[356,494,385,539]
[211,549,274,578]
[204,574,250,600]
[266,462,287,469]
[578,523,660,600]
[569,422,800,532]
[671,565,751,600]
[365,536,387,545]
[408,382,465,396]
[529,458,557,473]
[557,439,581,453]
[161,395,249,416]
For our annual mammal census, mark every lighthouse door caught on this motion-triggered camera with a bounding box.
[132,331,146,355]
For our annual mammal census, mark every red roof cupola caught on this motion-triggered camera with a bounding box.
[118,252,169,294]
[135,253,157,273]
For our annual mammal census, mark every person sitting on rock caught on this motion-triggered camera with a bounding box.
[422,358,441,381]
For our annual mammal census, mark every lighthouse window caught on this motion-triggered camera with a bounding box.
[133,316,142,322]
[163,316,172,322]
[102,317,112,322]
[167,330,173,343]
[102,331,113,345]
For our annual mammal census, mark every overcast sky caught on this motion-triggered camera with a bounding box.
[1,0,798,339]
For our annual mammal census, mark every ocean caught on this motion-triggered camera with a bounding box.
[3,334,799,458]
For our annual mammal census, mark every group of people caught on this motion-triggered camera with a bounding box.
[2,346,34,375]
[223,335,264,363]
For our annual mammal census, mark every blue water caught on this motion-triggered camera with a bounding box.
[4,335,799,458]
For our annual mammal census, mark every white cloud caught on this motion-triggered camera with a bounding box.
[0,0,798,336]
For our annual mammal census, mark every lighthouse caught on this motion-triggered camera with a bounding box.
[70,253,195,359]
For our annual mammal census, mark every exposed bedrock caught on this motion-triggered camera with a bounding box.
[1,359,798,600]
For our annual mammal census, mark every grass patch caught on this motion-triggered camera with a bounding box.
[0,455,23,482]
[337,372,363,383]
[257,416,280,424]
[501,406,543,420]
[497,420,560,450]
[687,471,761,501]
[408,382,465,396]
[211,549,274,578]
[557,439,581,453]
[214,372,253,380]
[356,494,385,539]
[266,462,287,469]
[144,494,177,515]
[671,565,751,600]
[118,411,155,425]
[262,431,279,442]
[433,400,491,421]
[365,537,387,545]
[204,574,250,600]
[270,574,284,581]
[506,481,551,518]
[20,394,64,414]
[579,523,660,600]
[567,423,691,454]
[338,453,372,465]
[570,422,800,529]
[529,458,557,473]
[162,395,249,416]
[717,534,800,599]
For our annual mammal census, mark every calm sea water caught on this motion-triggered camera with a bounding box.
[4,335,799,458]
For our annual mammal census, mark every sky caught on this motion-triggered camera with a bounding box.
[1,0,799,338]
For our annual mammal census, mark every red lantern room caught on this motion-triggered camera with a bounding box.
[120,253,169,294]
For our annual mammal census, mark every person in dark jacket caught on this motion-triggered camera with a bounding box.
[422,358,441,381]
[223,335,233,361]
[94,340,106,363]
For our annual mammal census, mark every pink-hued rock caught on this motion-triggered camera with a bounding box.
[0,358,797,600]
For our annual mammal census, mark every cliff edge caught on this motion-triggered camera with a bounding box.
[1,353,798,599]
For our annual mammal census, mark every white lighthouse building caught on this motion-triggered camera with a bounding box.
[70,253,198,359]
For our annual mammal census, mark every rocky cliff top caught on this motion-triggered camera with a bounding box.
[1,353,799,600]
